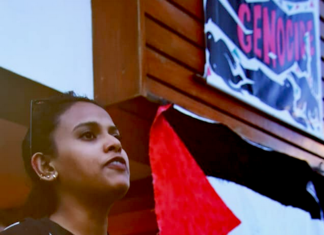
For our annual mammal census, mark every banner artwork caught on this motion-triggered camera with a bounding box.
[204,0,322,138]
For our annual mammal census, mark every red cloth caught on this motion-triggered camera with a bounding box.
[149,105,240,235]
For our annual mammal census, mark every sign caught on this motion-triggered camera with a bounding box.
[204,0,322,139]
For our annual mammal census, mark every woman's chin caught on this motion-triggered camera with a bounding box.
[107,177,130,198]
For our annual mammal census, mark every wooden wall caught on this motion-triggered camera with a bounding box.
[108,177,158,235]
[92,0,324,234]
[143,0,324,167]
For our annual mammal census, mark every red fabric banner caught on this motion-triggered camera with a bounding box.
[149,105,240,235]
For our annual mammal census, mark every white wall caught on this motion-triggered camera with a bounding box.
[0,0,93,98]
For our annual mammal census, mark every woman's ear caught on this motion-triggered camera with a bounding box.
[31,152,58,181]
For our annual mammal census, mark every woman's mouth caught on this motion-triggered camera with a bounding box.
[105,157,127,171]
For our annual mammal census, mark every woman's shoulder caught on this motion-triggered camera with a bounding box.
[0,218,48,235]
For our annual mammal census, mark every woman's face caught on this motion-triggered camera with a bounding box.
[51,101,130,198]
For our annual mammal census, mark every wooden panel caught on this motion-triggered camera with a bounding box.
[92,0,142,106]
[146,78,324,168]
[0,68,60,209]
[107,177,156,234]
[110,195,154,216]
[168,0,204,21]
[145,47,324,158]
[116,97,159,122]
[0,67,60,126]
[123,177,154,199]
[107,107,151,164]
[144,0,204,46]
[126,232,158,235]
[108,209,158,235]
[145,16,204,73]
[0,174,30,209]
[128,232,158,235]
[110,177,154,216]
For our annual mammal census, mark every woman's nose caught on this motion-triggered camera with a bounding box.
[103,134,122,153]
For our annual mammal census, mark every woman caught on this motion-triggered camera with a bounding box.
[1,92,130,235]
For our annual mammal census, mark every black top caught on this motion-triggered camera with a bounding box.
[0,218,109,235]
[0,218,73,235]
[1,218,110,235]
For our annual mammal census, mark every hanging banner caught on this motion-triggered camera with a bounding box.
[149,105,324,235]
[204,0,323,139]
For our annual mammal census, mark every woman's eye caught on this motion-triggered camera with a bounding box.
[80,132,96,140]
[113,133,121,140]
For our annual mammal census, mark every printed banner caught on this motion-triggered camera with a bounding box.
[204,0,323,139]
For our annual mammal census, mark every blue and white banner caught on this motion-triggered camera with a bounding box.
[204,0,323,139]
